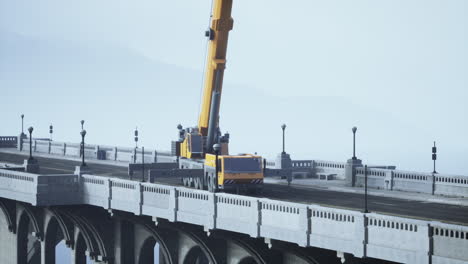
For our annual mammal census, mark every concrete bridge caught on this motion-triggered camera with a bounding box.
[1,136,468,264]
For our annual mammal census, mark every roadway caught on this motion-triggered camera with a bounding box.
[1,152,468,225]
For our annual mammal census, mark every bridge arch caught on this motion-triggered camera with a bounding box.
[183,245,209,264]
[238,256,257,264]
[134,221,174,264]
[226,237,268,264]
[0,199,15,233]
[178,230,217,264]
[42,209,74,264]
[63,211,108,262]
[16,205,42,264]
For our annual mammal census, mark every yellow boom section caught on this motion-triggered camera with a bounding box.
[197,0,234,136]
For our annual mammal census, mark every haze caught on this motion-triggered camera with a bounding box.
[1,0,467,175]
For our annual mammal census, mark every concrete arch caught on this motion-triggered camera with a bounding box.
[43,216,62,264]
[16,204,41,239]
[136,222,174,264]
[16,206,42,264]
[64,211,103,261]
[183,245,209,264]
[238,256,257,264]
[74,231,88,264]
[226,238,268,264]
[0,199,15,233]
[48,208,74,246]
[274,244,320,264]
[178,230,217,264]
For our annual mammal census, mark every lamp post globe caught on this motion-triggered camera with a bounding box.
[80,120,85,130]
[213,143,221,153]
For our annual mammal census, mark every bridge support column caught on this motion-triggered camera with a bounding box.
[114,218,135,264]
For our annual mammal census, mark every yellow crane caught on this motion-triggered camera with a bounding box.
[172,0,263,192]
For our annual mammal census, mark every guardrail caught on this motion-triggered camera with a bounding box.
[0,136,18,148]
[20,138,175,163]
[1,168,466,264]
[356,167,468,197]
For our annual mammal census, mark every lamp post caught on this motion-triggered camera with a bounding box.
[134,127,139,149]
[213,143,221,192]
[364,165,369,213]
[21,114,25,135]
[141,146,145,182]
[80,120,85,130]
[49,124,53,141]
[281,124,286,154]
[363,165,382,213]
[80,130,87,167]
[28,127,34,161]
[432,141,437,174]
[352,127,357,160]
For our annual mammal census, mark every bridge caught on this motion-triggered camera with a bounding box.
[1,136,468,264]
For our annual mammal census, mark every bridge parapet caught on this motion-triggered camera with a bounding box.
[19,138,175,163]
[0,136,17,148]
[356,167,468,197]
[431,222,468,264]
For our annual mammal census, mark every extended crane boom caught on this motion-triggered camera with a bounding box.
[198,0,233,140]
[173,0,264,194]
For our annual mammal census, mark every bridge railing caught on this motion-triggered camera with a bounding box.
[0,168,38,206]
[356,167,468,197]
[0,136,18,148]
[19,138,175,163]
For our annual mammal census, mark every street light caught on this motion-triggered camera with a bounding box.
[213,143,221,192]
[432,141,437,174]
[364,165,369,213]
[352,127,357,160]
[281,124,286,154]
[141,146,145,182]
[80,130,87,167]
[363,165,382,213]
[49,124,53,141]
[134,127,139,149]
[28,126,34,161]
[21,114,25,135]
[80,120,85,130]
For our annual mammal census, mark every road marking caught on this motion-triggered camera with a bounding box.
[40,166,74,173]
[373,202,396,206]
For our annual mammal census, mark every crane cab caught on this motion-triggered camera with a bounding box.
[204,153,263,192]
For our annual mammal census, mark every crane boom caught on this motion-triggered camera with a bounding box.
[198,0,234,148]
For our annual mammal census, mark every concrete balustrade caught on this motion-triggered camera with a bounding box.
[141,183,176,222]
[432,222,468,264]
[18,138,174,164]
[366,213,430,264]
[1,168,468,263]
[260,199,309,247]
[309,206,364,258]
[356,167,468,197]
[0,137,18,148]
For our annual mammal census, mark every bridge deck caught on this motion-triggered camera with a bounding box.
[1,152,467,225]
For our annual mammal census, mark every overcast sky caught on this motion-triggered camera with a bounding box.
[1,0,467,175]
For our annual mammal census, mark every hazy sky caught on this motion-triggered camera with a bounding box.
[1,0,467,174]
